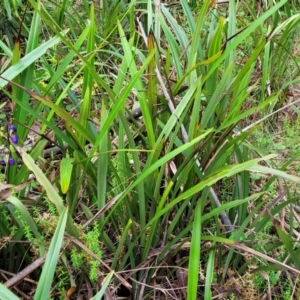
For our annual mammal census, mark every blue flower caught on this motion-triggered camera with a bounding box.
[8,125,17,133]
[10,134,18,144]
[8,158,15,165]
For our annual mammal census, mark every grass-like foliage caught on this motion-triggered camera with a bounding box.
[0,0,300,299]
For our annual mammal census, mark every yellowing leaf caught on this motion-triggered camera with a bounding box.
[60,158,75,194]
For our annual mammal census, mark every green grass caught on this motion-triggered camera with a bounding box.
[0,0,300,299]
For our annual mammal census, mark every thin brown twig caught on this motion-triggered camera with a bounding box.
[4,255,46,289]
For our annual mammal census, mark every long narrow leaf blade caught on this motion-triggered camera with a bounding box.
[34,207,68,300]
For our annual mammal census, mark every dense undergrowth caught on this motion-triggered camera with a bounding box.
[0,0,300,299]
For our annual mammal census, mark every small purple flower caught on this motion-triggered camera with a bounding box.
[8,158,15,165]
[0,157,5,165]
[10,134,18,144]
[8,125,17,132]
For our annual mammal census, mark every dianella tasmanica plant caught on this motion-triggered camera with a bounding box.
[0,0,300,299]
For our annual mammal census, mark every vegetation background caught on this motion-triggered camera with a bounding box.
[0,0,300,299]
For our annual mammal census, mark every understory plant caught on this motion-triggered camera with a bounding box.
[0,0,300,299]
